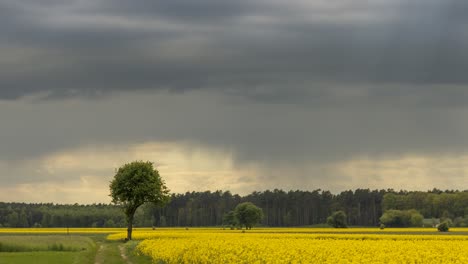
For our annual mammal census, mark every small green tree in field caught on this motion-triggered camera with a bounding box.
[223,211,238,229]
[327,211,347,228]
[234,202,263,230]
[110,161,170,240]
[437,221,449,232]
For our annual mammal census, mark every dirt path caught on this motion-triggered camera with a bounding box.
[94,244,105,264]
[93,240,133,264]
[119,244,133,264]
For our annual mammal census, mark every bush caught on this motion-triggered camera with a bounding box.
[380,209,424,227]
[379,224,385,230]
[453,217,468,227]
[410,213,423,227]
[327,211,347,228]
[437,222,449,232]
[440,218,453,227]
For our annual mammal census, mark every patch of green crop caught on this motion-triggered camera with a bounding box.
[0,235,93,252]
[0,251,84,264]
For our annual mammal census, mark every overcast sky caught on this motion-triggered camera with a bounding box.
[1,0,468,203]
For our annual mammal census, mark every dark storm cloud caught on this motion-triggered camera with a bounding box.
[1,0,468,104]
[3,0,468,201]
[93,0,257,22]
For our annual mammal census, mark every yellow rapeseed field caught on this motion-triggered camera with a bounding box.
[107,228,468,263]
[2,227,467,262]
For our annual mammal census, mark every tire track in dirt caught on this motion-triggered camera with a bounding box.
[94,244,105,264]
[119,244,132,264]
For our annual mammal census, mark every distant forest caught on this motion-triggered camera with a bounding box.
[1,189,467,228]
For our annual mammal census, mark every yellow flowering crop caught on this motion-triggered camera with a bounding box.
[107,228,468,264]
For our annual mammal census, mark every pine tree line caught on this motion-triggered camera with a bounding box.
[0,189,467,228]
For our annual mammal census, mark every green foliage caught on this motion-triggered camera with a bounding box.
[326,211,347,228]
[380,209,424,227]
[234,202,263,229]
[159,216,167,227]
[104,219,116,228]
[6,212,19,227]
[410,213,424,227]
[0,189,467,228]
[110,161,170,209]
[382,191,468,220]
[437,221,450,232]
[109,161,170,240]
[223,211,238,227]
[453,217,468,227]
[379,224,385,230]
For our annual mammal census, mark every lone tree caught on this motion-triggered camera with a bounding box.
[223,210,238,229]
[234,202,263,229]
[110,161,170,240]
[437,221,450,232]
[327,210,347,228]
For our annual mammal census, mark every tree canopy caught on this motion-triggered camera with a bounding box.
[379,209,423,227]
[1,189,467,228]
[234,202,263,229]
[110,161,170,240]
[327,210,347,228]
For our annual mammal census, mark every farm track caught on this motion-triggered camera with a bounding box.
[93,239,129,264]
[119,244,132,264]
[94,244,105,264]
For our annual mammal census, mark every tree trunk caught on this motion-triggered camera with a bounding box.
[127,215,134,240]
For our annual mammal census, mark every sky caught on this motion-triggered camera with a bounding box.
[1,0,468,203]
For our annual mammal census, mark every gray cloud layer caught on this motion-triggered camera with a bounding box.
[1,1,468,200]
[1,0,468,103]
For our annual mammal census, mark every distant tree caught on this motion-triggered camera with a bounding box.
[327,211,347,228]
[410,212,423,227]
[380,209,423,227]
[6,212,19,227]
[18,210,29,227]
[159,216,167,227]
[1,188,468,229]
[234,202,263,229]
[104,219,116,228]
[283,211,293,226]
[223,211,238,228]
[437,221,449,232]
[110,161,170,240]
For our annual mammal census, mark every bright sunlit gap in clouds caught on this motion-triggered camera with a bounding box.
[1,139,467,203]
[0,142,258,203]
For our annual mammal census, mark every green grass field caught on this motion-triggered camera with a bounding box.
[0,232,152,264]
